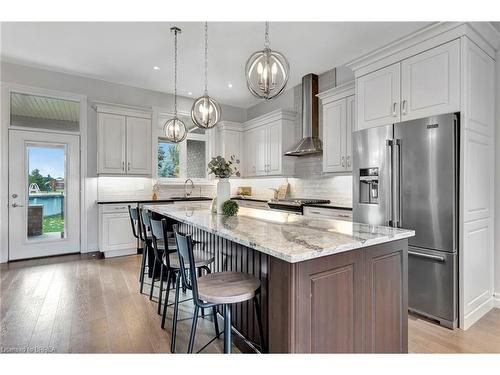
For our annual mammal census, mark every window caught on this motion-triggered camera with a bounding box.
[158,140,180,178]
[155,113,210,181]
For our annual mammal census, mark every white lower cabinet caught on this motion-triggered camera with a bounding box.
[98,204,136,258]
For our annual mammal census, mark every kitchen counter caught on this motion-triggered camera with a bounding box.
[303,202,352,210]
[97,197,212,204]
[144,201,413,263]
[145,201,413,353]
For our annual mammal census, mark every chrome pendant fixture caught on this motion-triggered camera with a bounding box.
[245,22,290,100]
[191,22,222,129]
[164,26,187,143]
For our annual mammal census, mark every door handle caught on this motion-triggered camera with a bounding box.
[386,139,394,227]
[11,203,24,207]
[392,102,398,117]
[395,139,402,228]
[408,251,445,263]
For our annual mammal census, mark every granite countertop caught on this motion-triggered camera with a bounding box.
[97,197,213,204]
[144,201,414,263]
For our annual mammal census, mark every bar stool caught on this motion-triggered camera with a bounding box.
[174,230,265,354]
[149,218,216,347]
[128,205,148,294]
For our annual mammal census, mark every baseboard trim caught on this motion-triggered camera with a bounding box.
[463,296,494,330]
[493,293,500,308]
[103,248,137,258]
[81,243,99,254]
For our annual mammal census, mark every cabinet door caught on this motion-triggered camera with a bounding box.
[322,98,346,173]
[126,116,152,175]
[100,213,136,252]
[98,113,126,174]
[267,122,282,175]
[345,95,355,172]
[401,39,460,121]
[244,129,257,176]
[255,126,268,176]
[356,63,400,131]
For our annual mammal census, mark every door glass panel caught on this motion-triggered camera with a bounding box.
[27,145,66,241]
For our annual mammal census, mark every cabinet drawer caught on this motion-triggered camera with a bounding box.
[236,199,269,210]
[100,203,131,213]
[303,206,352,221]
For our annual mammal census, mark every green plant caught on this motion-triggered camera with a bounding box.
[207,155,240,179]
[221,200,239,216]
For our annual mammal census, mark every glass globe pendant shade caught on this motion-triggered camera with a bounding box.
[245,48,289,100]
[191,95,222,129]
[163,117,187,143]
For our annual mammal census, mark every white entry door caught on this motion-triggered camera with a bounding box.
[8,130,80,260]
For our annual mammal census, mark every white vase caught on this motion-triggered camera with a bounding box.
[216,178,230,214]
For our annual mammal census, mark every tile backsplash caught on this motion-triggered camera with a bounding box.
[97,175,352,208]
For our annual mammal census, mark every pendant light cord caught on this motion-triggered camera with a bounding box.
[173,28,178,117]
[204,22,208,95]
[265,21,270,49]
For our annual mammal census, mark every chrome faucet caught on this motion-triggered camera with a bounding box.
[184,179,194,198]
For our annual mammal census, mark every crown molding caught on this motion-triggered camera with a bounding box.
[243,109,296,130]
[317,81,355,103]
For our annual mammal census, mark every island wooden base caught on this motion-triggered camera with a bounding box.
[169,217,408,353]
[269,239,408,353]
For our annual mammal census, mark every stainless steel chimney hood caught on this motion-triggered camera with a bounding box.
[285,73,322,156]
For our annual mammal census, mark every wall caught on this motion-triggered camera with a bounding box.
[495,49,500,301]
[1,62,247,255]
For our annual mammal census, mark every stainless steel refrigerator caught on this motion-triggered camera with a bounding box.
[353,113,458,329]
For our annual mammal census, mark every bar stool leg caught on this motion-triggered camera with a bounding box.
[212,306,220,337]
[161,270,172,329]
[223,304,232,354]
[253,296,266,353]
[170,272,181,353]
[188,305,199,353]
[149,260,157,301]
[157,264,164,315]
[139,246,147,294]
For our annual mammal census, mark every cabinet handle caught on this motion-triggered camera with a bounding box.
[392,102,398,117]
[128,161,131,171]
[402,100,407,115]
[346,155,351,167]
[341,156,345,167]
[122,161,125,171]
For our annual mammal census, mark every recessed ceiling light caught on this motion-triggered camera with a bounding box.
[228,82,233,88]
[188,91,193,96]
[153,66,160,70]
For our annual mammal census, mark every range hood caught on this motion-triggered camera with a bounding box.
[285,73,322,156]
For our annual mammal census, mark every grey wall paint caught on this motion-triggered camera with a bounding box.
[495,49,500,296]
[1,61,248,251]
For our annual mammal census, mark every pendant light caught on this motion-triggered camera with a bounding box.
[164,26,187,143]
[245,22,290,100]
[191,22,222,129]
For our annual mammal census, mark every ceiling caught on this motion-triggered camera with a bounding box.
[1,22,433,108]
[10,92,80,122]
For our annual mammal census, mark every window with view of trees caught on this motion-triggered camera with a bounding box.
[158,140,180,178]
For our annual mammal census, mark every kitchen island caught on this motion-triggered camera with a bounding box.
[145,202,414,353]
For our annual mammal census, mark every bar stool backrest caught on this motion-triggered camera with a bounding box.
[150,217,172,269]
[174,231,201,303]
[128,205,140,240]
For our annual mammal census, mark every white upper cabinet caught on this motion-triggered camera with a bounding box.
[401,39,460,120]
[98,112,126,174]
[356,63,400,130]
[126,116,151,175]
[318,82,355,173]
[216,121,244,175]
[243,110,296,177]
[97,105,152,175]
[356,39,461,130]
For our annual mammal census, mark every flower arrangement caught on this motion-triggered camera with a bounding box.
[207,155,240,179]
[221,200,239,216]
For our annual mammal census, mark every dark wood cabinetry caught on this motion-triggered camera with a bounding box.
[269,239,408,353]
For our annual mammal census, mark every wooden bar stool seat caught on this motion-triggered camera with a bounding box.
[197,272,260,304]
[167,251,215,270]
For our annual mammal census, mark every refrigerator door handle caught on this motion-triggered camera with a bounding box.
[395,138,402,228]
[386,139,394,226]
[408,250,446,263]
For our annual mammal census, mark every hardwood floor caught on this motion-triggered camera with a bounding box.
[1,253,499,354]
[1,253,234,353]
